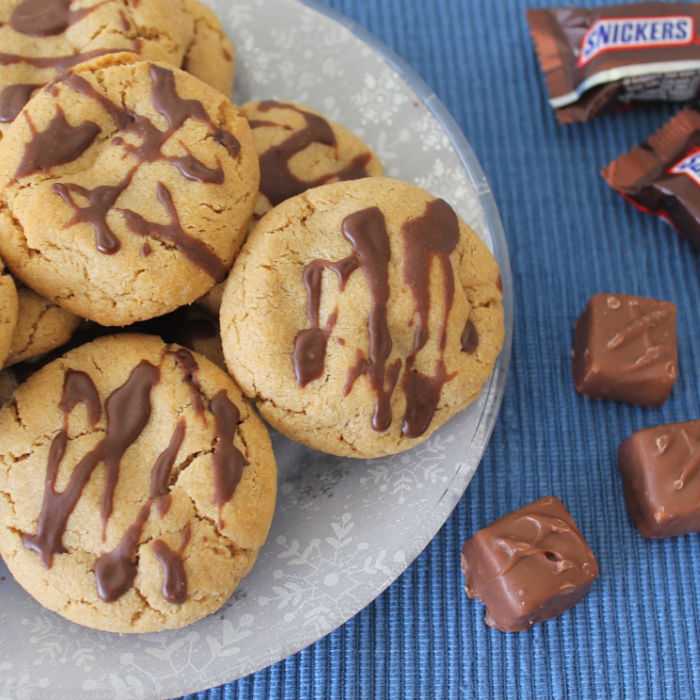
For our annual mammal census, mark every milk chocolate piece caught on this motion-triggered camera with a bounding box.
[527,3,700,123]
[461,497,599,632]
[602,105,700,249]
[618,420,700,538]
[572,294,677,406]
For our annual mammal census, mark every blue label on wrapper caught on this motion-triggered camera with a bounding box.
[579,15,694,67]
[670,148,700,187]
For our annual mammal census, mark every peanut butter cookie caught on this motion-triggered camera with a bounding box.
[0,333,276,632]
[220,177,504,458]
[0,53,258,325]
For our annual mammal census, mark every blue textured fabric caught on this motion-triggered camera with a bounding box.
[179,1,700,698]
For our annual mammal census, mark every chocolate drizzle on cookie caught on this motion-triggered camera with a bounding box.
[170,347,206,418]
[252,101,372,206]
[292,199,462,438]
[119,182,227,281]
[149,418,186,517]
[22,347,251,605]
[400,198,459,438]
[23,360,160,568]
[0,0,132,122]
[293,256,359,386]
[293,206,402,431]
[210,390,248,527]
[152,524,191,605]
[0,49,123,118]
[33,65,239,274]
[94,502,150,602]
[14,107,100,179]
[95,417,186,603]
[58,368,102,425]
[52,167,137,254]
[10,0,102,36]
[168,350,249,527]
[0,47,118,72]
[0,83,40,122]
[341,207,402,432]
[150,64,240,160]
[58,67,238,175]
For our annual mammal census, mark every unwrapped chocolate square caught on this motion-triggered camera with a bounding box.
[618,420,700,538]
[572,293,677,406]
[461,497,599,632]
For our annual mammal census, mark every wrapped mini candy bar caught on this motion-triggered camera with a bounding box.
[527,3,700,123]
[602,104,700,249]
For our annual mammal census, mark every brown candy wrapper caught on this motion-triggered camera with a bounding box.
[527,3,700,123]
[602,104,700,249]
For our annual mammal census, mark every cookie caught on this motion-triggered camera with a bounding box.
[0,52,259,326]
[4,284,81,367]
[220,177,504,458]
[0,0,234,137]
[0,256,18,367]
[0,333,277,633]
[199,99,383,316]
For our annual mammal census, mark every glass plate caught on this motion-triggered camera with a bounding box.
[0,0,513,697]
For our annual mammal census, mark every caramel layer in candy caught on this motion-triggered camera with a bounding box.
[572,294,677,407]
[527,3,700,123]
[602,105,700,249]
[461,497,599,632]
[618,420,700,538]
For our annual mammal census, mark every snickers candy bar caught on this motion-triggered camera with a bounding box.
[527,3,700,123]
[618,419,700,538]
[461,497,599,632]
[572,294,677,407]
[602,105,700,249]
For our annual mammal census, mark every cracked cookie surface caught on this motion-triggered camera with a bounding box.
[0,52,258,325]
[220,177,505,458]
[0,333,277,633]
[0,0,235,139]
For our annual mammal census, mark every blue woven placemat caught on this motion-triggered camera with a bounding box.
[180,1,700,697]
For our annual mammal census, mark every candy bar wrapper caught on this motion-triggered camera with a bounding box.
[602,104,700,249]
[527,3,700,123]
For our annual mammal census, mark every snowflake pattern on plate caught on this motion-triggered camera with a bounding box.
[0,0,512,697]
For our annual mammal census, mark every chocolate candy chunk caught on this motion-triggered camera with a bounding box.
[618,420,700,538]
[461,497,599,632]
[572,293,677,406]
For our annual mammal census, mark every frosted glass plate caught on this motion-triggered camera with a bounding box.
[0,1,513,697]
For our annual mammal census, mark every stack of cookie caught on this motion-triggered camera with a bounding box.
[0,0,504,633]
